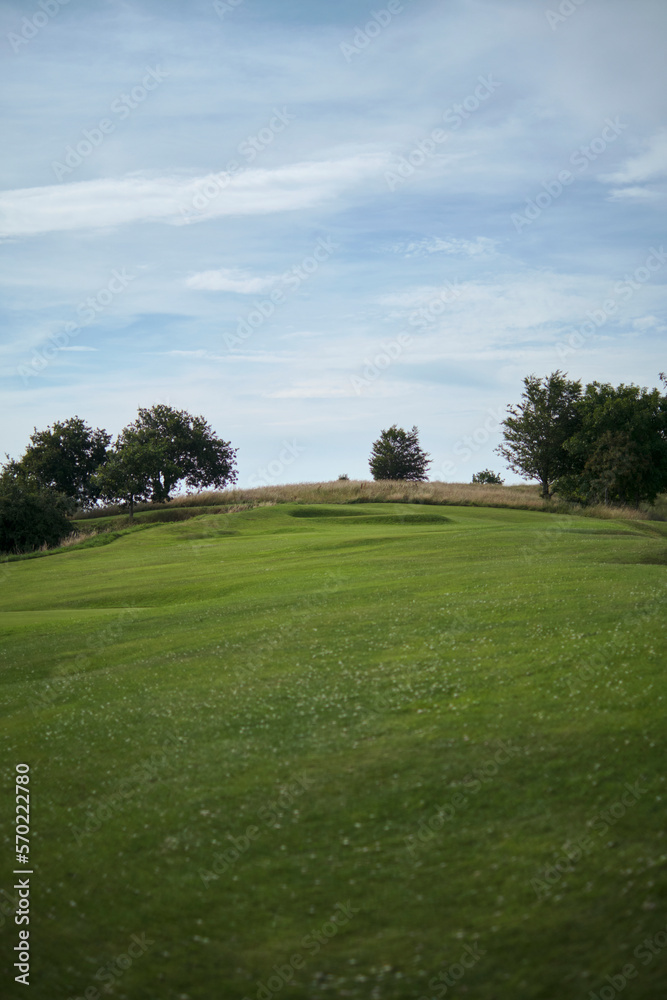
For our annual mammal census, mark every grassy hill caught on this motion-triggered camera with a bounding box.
[1,502,666,999]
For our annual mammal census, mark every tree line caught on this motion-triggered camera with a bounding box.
[2,373,666,553]
[368,372,667,505]
[0,404,238,553]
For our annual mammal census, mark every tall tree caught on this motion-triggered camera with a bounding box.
[369,425,431,481]
[119,404,238,502]
[0,463,73,553]
[557,381,667,506]
[496,371,582,498]
[89,439,166,520]
[16,416,110,508]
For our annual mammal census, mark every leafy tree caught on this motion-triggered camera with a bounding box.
[16,416,111,509]
[496,371,582,498]
[0,463,73,553]
[90,439,166,520]
[556,381,667,506]
[119,405,239,502]
[369,425,431,481]
[471,469,504,485]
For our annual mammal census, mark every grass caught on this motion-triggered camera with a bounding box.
[72,479,665,523]
[1,501,666,999]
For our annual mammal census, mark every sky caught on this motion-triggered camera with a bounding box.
[1,0,666,487]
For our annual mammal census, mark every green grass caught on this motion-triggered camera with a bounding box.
[1,502,666,999]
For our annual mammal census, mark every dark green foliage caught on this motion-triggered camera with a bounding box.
[369,425,431,481]
[120,404,239,502]
[0,464,73,553]
[496,371,582,498]
[556,382,667,506]
[472,469,504,484]
[90,438,165,520]
[16,416,110,508]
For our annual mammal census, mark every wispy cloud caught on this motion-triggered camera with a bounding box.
[0,155,388,238]
[185,268,279,294]
[390,236,499,258]
[598,129,667,200]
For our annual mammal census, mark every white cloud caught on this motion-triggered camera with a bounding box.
[391,236,499,258]
[0,155,388,238]
[59,345,98,351]
[185,268,279,294]
[606,186,661,202]
[599,130,667,185]
[632,315,666,332]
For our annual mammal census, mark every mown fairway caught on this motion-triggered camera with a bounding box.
[1,503,666,1000]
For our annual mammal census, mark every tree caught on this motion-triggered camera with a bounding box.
[471,469,504,485]
[90,439,166,520]
[119,404,239,502]
[556,380,667,506]
[369,425,431,481]
[496,371,582,498]
[0,463,73,553]
[16,416,111,509]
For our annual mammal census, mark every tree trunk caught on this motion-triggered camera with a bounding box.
[129,496,134,521]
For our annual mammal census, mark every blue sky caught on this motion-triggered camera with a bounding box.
[1,0,666,487]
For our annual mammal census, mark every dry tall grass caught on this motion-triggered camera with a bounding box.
[76,480,659,521]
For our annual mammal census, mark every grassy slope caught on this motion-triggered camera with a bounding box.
[1,503,666,1000]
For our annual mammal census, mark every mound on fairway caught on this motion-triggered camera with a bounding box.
[1,502,665,1000]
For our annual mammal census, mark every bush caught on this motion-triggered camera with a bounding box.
[472,469,504,485]
[0,470,73,553]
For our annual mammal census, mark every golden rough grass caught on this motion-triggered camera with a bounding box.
[75,480,662,522]
[164,480,650,520]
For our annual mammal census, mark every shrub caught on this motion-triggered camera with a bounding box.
[472,469,504,485]
[0,468,74,553]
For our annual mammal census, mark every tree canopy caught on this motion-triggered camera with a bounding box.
[0,463,73,553]
[496,371,582,499]
[369,425,431,481]
[119,404,239,503]
[497,372,667,506]
[90,438,166,520]
[15,416,110,508]
[556,381,667,505]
